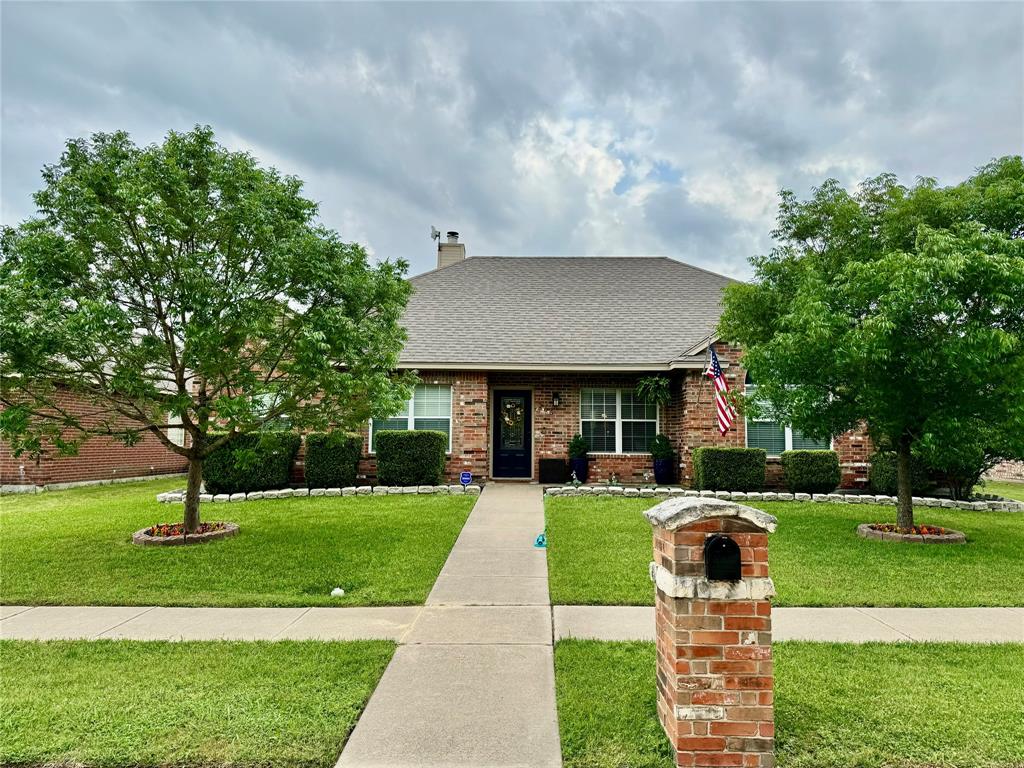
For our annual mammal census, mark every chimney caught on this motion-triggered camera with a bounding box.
[437,230,466,269]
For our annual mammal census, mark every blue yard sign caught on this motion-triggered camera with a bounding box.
[460,472,472,487]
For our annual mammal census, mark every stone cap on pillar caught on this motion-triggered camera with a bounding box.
[645,497,777,601]
[644,496,778,533]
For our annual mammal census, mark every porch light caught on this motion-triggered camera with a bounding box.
[552,392,561,407]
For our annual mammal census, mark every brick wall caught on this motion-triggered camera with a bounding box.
[987,460,1024,482]
[0,389,188,487]
[356,371,489,483]
[349,356,871,488]
[651,509,775,768]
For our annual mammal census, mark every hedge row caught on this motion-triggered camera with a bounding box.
[202,429,452,493]
[868,451,935,496]
[202,432,302,495]
[374,430,448,486]
[692,447,766,491]
[781,450,840,494]
[305,432,362,489]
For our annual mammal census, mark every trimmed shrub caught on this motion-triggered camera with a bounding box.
[375,430,447,486]
[203,432,301,495]
[567,433,589,459]
[868,451,934,496]
[781,450,841,494]
[692,447,766,491]
[305,431,363,489]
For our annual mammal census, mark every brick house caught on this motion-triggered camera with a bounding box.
[354,234,870,488]
[0,383,188,490]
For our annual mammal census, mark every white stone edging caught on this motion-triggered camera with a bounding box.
[158,484,482,504]
[649,562,777,600]
[544,485,1024,512]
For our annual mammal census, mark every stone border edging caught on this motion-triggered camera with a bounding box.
[856,523,967,544]
[157,484,482,504]
[544,485,1024,512]
[132,521,240,546]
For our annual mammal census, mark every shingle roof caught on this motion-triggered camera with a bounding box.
[398,256,736,370]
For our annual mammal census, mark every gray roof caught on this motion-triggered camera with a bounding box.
[399,256,736,370]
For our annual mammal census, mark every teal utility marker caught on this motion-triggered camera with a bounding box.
[534,532,546,549]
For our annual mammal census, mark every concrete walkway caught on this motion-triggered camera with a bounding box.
[336,483,562,768]
[4,604,1022,643]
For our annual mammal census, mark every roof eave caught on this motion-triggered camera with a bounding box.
[396,361,710,372]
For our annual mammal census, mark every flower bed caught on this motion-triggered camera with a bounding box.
[856,522,966,544]
[132,521,239,546]
[544,485,1024,512]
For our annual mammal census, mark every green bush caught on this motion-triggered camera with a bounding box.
[649,434,675,460]
[375,430,447,486]
[868,451,934,496]
[692,447,766,491]
[203,432,301,495]
[305,431,363,488]
[567,434,589,459]
[781,450,841,494]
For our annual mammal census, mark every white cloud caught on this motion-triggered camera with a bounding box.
[2,1,1020,278]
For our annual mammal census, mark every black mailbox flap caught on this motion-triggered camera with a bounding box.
[704,534,742,581]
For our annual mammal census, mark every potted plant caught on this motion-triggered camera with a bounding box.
[568,433,589,484]
[649,433,675,485]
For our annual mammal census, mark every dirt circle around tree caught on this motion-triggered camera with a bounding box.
[132,521,240,547]
[856,523,966,545]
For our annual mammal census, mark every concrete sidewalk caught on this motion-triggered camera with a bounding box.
[554,605,1024,643]
[4,604,1021,643]
[336,483,562,768]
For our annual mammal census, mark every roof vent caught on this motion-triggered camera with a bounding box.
[437,229,466,269]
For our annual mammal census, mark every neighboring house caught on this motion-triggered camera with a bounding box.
[354,233,871,488]
[0,384,188,490]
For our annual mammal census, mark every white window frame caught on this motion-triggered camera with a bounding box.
[744,384,830,457]
[167,413,186,447]
[580,388,659,455]
[369,384,453,454]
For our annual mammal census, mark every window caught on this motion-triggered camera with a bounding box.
[370,384,452,452]
[580,388,658,453]
[744,377,830,456]
[167,413,186,447]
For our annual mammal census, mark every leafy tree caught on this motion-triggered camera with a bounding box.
[720,157,1024,528]
[1,126,414,532]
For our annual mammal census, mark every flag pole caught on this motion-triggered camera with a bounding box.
[696,331,714,405]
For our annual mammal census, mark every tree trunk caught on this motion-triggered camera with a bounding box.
[895,434,914,530]
[183,457,203,534]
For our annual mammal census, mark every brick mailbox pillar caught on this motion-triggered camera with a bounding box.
[645,497,778,768]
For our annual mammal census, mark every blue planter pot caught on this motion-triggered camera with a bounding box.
[569,457,589,484]
[653,458,675,486]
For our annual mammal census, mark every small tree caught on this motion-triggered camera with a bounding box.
[720,157,1024,529]
[0,126,414,532]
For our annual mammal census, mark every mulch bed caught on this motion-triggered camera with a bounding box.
[856,522,966,544]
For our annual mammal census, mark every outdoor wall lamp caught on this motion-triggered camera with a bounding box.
[552,392,562,407]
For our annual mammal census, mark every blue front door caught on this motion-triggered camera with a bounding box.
[492,390,532,478]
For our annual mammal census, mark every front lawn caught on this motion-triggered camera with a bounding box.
[546,497,1024,606]
[0,639,393,767]
[1,478,474,606]
[555,639,1024,768]
[981,479,1024,502]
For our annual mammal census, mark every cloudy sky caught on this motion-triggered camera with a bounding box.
[2,2,1021,278]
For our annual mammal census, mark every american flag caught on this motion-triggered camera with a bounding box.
[706,348,737,435]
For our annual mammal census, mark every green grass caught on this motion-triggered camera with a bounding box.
[0,638,393,767]
[546,497,1024,606]
[981,479,1024,502]
[555,639,1024,768]
[1,478,474,606]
